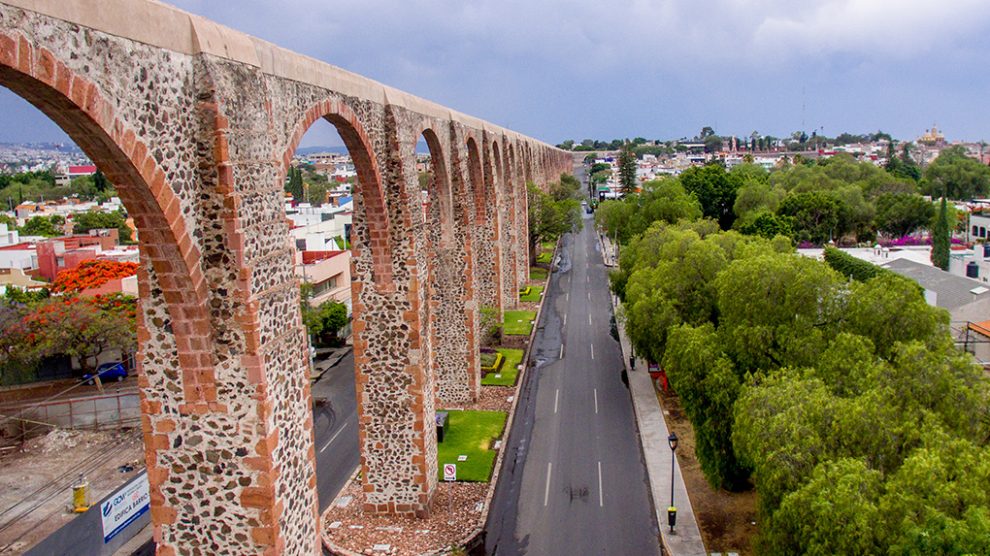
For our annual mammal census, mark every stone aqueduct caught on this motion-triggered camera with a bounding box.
[0,1,571,553]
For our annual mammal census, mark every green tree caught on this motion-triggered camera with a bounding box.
[885,144,922,182]
[776,191,844,244]
[527,181,580,262]
[931,196,950,270]
[307,182,329,206]
[703,134,723,154]
[767,458,884,555]
[663,323,748,489]
[879,439,990,555]
[679,164,740,230]
[618,143,638,195]
[738,212,792,239]
[874,193,935,237]
[843,274,948,359]
[301,298,348,347]
[716,252,842,372]
[594,180,701,245]
[285,166,304,201]
[19,296,136,376]
[19,215,61,237]
[72,209,133,243]
[923,145,990,199]
[93,169,110,192]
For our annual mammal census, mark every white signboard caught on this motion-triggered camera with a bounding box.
[101,473,150,543]
[443,463,457,482]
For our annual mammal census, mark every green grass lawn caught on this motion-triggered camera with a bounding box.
[529,267,548,281]
[541,240,556,251]
[503,309,536,336]
[519,285,544,303]
[481,348,524,386]
[536,251,553,264]
[436,410,507,482]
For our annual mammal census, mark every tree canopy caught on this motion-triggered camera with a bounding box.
[72,209,132,243]
[611,215,989,552]
[923,146,990,200]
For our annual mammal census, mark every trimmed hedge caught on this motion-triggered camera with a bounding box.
[823,247,884,282]
[481,352,504,375]
[823,247,924,294]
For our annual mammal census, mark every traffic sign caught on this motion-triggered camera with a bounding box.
[443,463,457,482]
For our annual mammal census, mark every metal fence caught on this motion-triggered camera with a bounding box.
[0,389,140,437]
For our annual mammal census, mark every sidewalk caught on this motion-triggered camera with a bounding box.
[603,234,707,556]
[311,345,352,380]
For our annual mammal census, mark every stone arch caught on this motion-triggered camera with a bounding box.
[0,31,217,406]
[523,143,534,185]
[417,127,455,248]
[282,99,393,290]
[466,136,485,225]
[465,134,502,312]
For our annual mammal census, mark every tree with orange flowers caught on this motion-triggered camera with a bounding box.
[52,259,138,293]
[16,295,136,377]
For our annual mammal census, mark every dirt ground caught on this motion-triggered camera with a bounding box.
[658,389,758,555]
[0,428,144,554]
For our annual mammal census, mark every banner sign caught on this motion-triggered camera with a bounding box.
[101,473,150,543]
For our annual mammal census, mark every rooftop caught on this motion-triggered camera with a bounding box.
[882,258,988,311]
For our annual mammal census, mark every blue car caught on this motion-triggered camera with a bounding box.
[84,361,127,384]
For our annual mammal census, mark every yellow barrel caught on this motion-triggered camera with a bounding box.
[72,479,90,513]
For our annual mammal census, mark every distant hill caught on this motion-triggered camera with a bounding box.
[295,145,349,156]
[296,143,431,156]
[0,141,83,153]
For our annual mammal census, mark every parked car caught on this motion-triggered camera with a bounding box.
[83,361,127,384]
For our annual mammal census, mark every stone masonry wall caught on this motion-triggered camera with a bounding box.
[419,121,480,406]
[1,0,570,549]
[495,140,518,310]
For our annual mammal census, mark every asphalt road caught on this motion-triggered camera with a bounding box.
[485,206,660,554]
[312,351,360,510]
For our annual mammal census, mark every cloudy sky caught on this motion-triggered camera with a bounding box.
[3,0,990,147]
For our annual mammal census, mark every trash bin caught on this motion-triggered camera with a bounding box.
[436,411,448,443]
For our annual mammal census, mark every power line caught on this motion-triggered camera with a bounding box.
[0,430,142,539]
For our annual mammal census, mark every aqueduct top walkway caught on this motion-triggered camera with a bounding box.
[0,1,571,553]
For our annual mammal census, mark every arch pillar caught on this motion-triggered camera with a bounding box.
[511,143,530,285]
[350,104,438,517]
[492,139,517,309]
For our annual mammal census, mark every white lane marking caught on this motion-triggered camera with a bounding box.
[588,314,592,326]
[590,343,595,360]
[566,292,569,303]
[563,314,567,326]
[587,275,590,283]
[587,292,591,301]
[544,462,553,507]
[594,388,599,414]
[560,344,564,359]
[320,423,347,454]
[554,389,559,414]
[598,461,604,507]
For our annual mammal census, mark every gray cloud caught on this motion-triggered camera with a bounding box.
[3,0,990,146]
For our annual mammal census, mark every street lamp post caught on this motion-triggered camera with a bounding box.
[668,432,678,532]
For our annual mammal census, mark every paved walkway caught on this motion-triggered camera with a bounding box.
[602,233,708,556]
